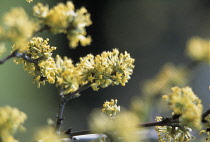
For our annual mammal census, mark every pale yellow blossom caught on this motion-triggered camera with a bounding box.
[33,1,92,48]
[33,3,49,18]
[89,110,141,142]
[102,99,120,119]
[2,8,39,52]
[0,106,27,142]
[14,37,57,87]
[186,37,210,63]
[77,49,135,91]
[55,55,82,94]
[163,86,203,129]
[155,116,195,142]
[0,43,6,57]
[34,126,67,142]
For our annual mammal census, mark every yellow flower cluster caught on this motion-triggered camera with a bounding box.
[77,49,135,91]
[55,49,134,94]
[33,3,49,18]
[142,63,187,97]
[186,37,210,63]
[163,86,203,129]
[0,8,39,52]
[13,43,134,93]
[14,37,57,87]
[34,126,67,142]
[155,116,195,142]
[102,99,120,119]
[33,1,92,48]
[67,7,92,48]
[0,106,27,142]
[55,55,82,94]
[89,110,141,142]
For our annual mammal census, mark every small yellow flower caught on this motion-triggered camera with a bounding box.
[155,116,195,142]
[14,37,57,87]
[0,106,27,142]
[34,1,92,48]
[34,126,67,142]
[55,55,82,94]
[186,37,210,63]
[44,2,75,34]
[77,49,135,91]
[33,3,49,18]
[89,110,141,142]
[163,86,203,129]
[2,8,39,52]
[102,99,120,119]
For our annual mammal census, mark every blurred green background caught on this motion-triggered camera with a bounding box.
[0,0,210,141]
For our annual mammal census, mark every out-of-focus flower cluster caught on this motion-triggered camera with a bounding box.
[33,1,92,48]
[89,110,141,142]
[162,86,203,129]
[0,8,39,52]
[0,43,6,57]
[14,37,57,87]
[186,37,210,63]
[77,49,135,91]
[142,63,187,98]
[130,97,148,121]
[0,106,27,142]
[102,99,120,119]
[34,126,67,142]
[155,116,195,142]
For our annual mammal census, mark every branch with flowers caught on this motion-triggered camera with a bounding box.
[0,0,210,142]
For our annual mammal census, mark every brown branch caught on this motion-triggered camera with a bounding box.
[65,83,91,102]
[55,83,91,133]
[202,108,210,123]
[0,50,19,64]
[0,50,40,65]
[55,94,67,133]
[66,117,180,138]
[66,108,210,138]
[66,108,210,137]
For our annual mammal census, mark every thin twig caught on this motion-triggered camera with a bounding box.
[65,83,91,102]
[56,95,67,133]
[202,108,210,123]
[66,118,180,137]
[68,129,92,138]
[55,83,91,133]
[0,50,39,65]
[66,108,210,137]
[0,50,18,64]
